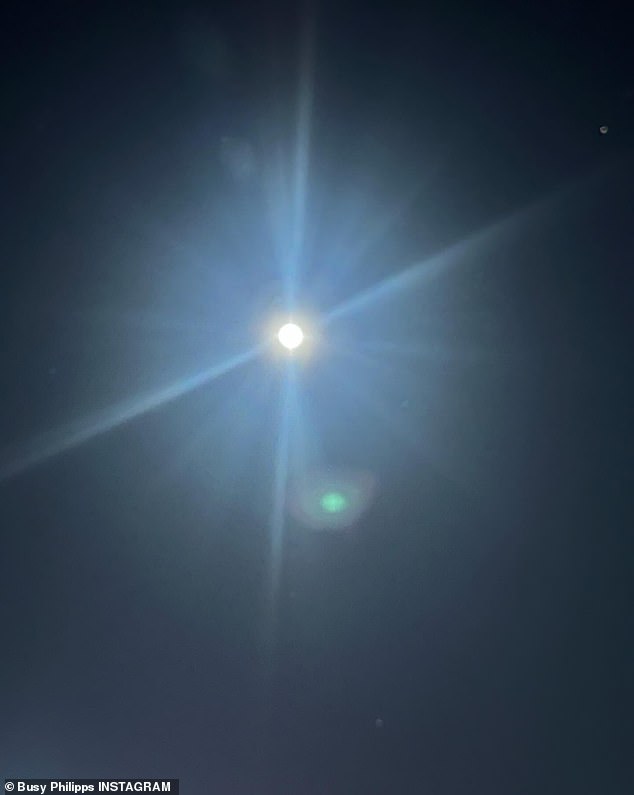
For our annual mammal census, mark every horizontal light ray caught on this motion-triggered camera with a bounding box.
[0,346,260,483]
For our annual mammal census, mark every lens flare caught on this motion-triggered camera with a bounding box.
[320,491,348,513]
[289,468,376,530]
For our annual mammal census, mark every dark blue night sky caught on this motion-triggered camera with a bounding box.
[2,2,632,792]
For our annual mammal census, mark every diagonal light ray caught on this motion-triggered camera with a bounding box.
[311,150,453,304]
[0,346,260,483]
[313,181,422,295]
[337,337,524,364]
[323,167,606,325]
[324,208,535,324]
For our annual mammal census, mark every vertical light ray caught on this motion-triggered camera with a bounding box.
[261,363,296,673]
[285,4,315,307]
[255,361,297,761]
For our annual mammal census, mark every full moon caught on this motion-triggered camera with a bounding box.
[277,322,304,351]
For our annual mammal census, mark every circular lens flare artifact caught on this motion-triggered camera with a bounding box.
[288,467,376,530]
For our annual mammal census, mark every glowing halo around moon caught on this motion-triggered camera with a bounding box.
[262,311,320,360]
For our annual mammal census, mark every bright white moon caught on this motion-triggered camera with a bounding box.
[277,322,304,350]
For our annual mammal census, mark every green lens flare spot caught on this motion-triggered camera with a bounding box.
[289,469,375,530]
[320,491,348,514]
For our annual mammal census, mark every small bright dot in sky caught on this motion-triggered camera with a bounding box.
[600,125,609,134]
[277,322,304,350]
[320,491,348,513]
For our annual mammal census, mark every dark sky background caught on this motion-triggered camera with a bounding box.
[1,1,633,793]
